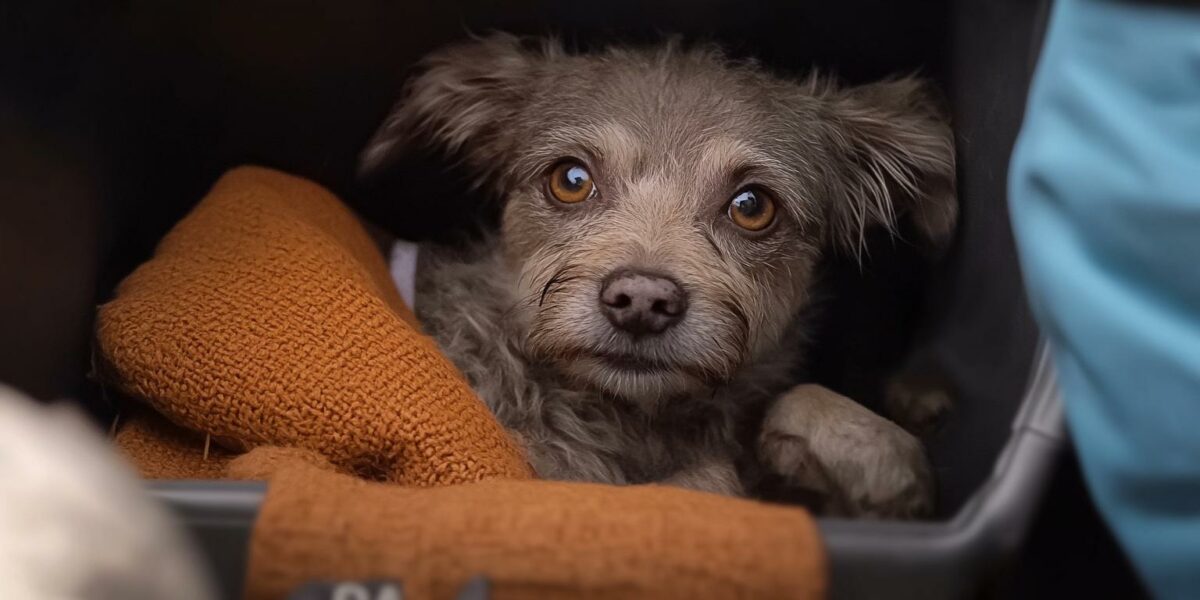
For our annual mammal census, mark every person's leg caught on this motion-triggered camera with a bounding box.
[1009,1,1200,597]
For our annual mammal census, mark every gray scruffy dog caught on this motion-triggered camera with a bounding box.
[362,34,956,518]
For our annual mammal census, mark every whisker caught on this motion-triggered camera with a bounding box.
[538,264,580,307]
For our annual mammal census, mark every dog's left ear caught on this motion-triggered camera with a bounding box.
[359,33,545,182]
[822,77,957,258]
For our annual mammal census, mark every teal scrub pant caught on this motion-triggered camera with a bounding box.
[1009,1,1200,597]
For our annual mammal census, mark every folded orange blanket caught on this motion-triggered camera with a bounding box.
[98,166,532,484]
[96,166,826,599]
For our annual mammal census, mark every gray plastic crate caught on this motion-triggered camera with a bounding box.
[136,0,1059,595]
[0,0,1063,596]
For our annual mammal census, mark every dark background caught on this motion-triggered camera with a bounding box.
[0,0,1144,596]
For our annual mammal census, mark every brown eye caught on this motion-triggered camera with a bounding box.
[548,161,596,204]
[727,187,776,231]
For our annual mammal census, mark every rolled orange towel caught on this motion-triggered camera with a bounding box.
[231,447,827,600]
[97,166,532,484]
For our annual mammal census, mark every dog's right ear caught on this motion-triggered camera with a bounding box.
[358,33,543,180]
[819,77,957,261]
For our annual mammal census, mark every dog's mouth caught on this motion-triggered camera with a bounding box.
[548,345,685,375]
[557,346,729,385]
[589,351,679,374]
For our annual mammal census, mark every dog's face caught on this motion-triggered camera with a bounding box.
[363,35,956,405]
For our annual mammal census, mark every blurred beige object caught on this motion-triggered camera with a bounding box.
[0,384,216,600]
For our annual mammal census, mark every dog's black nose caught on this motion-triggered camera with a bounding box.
[599,269,688,335]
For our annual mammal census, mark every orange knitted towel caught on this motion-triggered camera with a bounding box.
[229,447,827,600]
[98,166,532,484]
[96,166,826,599]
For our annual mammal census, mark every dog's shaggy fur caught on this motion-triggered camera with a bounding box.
[363,34,956,517]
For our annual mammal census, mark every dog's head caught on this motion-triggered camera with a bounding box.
[363,34,956,405]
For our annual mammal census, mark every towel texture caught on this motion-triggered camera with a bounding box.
[98,166,532,484]
[231,447,827,600]
[95,166,826,599]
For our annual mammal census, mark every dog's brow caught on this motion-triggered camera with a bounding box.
[696,137,775,180]
[586,122,640,174]
[537,121,640,173]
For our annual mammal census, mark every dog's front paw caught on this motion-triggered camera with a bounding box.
[758,384,934,519]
